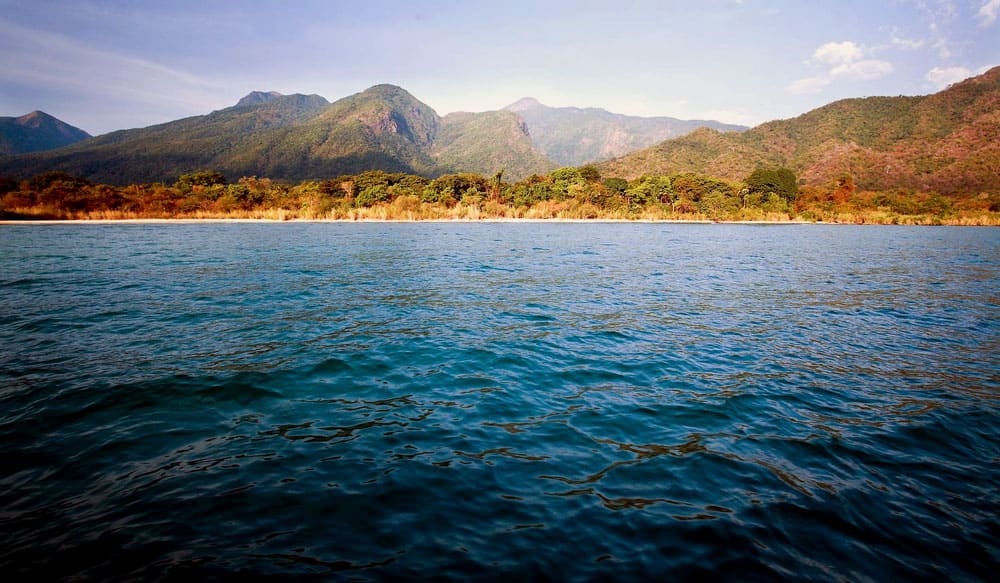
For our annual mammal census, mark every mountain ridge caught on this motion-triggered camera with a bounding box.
[4,69,994,194]
[502,97,747,166]
[0,85,554,183]
[597,66,1000,195]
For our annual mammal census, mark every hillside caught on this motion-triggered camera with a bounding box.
[598,66,1000,195]
[0,86,555,183]
[0,93,332,184]
[505,97,746,166]
[0,111,91,155]
[432,111,556,178]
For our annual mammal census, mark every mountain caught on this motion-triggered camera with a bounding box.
[0,92,331,184]
[235,91,284,107]
[262,84,442,178]
[503,98,746,166]
[0,86,555,183]
[0,111,91,155]
[432,110,556,177]
[598,66,1000,195]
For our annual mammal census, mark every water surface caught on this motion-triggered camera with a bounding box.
[1,223,998,580]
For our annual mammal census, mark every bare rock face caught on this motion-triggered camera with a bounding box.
[502,98,747,166]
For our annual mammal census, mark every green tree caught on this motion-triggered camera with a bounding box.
[602,177,628,195]
[423,173,487,204]
[578,165,601,182]
[176,170,227,190]
[354,185,391,207]
[28,171,91,192]
[627,175,674,207]
[745,167,798,202]
[671,172,736,202]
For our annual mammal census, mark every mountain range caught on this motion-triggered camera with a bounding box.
[2,67,998,196]
[0,111,91,156]
[504,97,745,166]
[0,86,742,184]
[598,66,1000,195]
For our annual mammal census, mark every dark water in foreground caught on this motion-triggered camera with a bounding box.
[1,223,998,581]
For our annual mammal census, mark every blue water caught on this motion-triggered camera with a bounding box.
[1,223,998,581]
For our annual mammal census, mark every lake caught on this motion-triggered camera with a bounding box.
[1,222,997,581]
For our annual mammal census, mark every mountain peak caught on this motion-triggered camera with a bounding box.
[236,91,284,107]
[360,84,420,101]
[1,110,90,155]
[504,97,544,112]
[16,110,54,124]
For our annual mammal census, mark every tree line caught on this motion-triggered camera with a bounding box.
[0,165,995,224]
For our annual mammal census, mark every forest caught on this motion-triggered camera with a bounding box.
[1,166,997,225]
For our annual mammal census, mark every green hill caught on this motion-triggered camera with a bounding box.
[0,93,331,184]
[598,66,1000,195]
[504,97,746,166]
[0,111,91,155]
[432,111,557,178]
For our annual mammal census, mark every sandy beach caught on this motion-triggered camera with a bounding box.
[0,217,820,225]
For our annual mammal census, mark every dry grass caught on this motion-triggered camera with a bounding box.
[4,202,998,225]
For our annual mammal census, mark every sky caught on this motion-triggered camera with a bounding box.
[1,0,998,135]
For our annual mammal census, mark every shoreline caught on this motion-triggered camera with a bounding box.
[0,218,891,226]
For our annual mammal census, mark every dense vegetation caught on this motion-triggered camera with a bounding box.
[2,166,996,225]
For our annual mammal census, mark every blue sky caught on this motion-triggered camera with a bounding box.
[1,0,997,135]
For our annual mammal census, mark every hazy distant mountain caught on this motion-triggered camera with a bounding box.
[0,111,91,156]
[503,98,747,166]
[597,66,1000,195]
[0,86,555,183]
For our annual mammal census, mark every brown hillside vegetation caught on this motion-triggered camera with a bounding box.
[598,66,1000,196]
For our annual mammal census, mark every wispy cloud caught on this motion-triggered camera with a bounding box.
[785,76,831,95]
[977,0,1000,27]
[0,16,228,131]
[785,41,893,94]
[830,60,894,81]
[928,23,953,58]
[889,31,925,50]
[926,66,971,89]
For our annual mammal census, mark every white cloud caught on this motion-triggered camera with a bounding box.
[889,35,924,50]
[813,41,864,66]
[785,76,832,94]
[786,40,892,94]
[926,66,971,89]
[831,60,894,81]
[978,0,1000,27]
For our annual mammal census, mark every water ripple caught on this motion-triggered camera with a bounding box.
[0,223,998,580]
